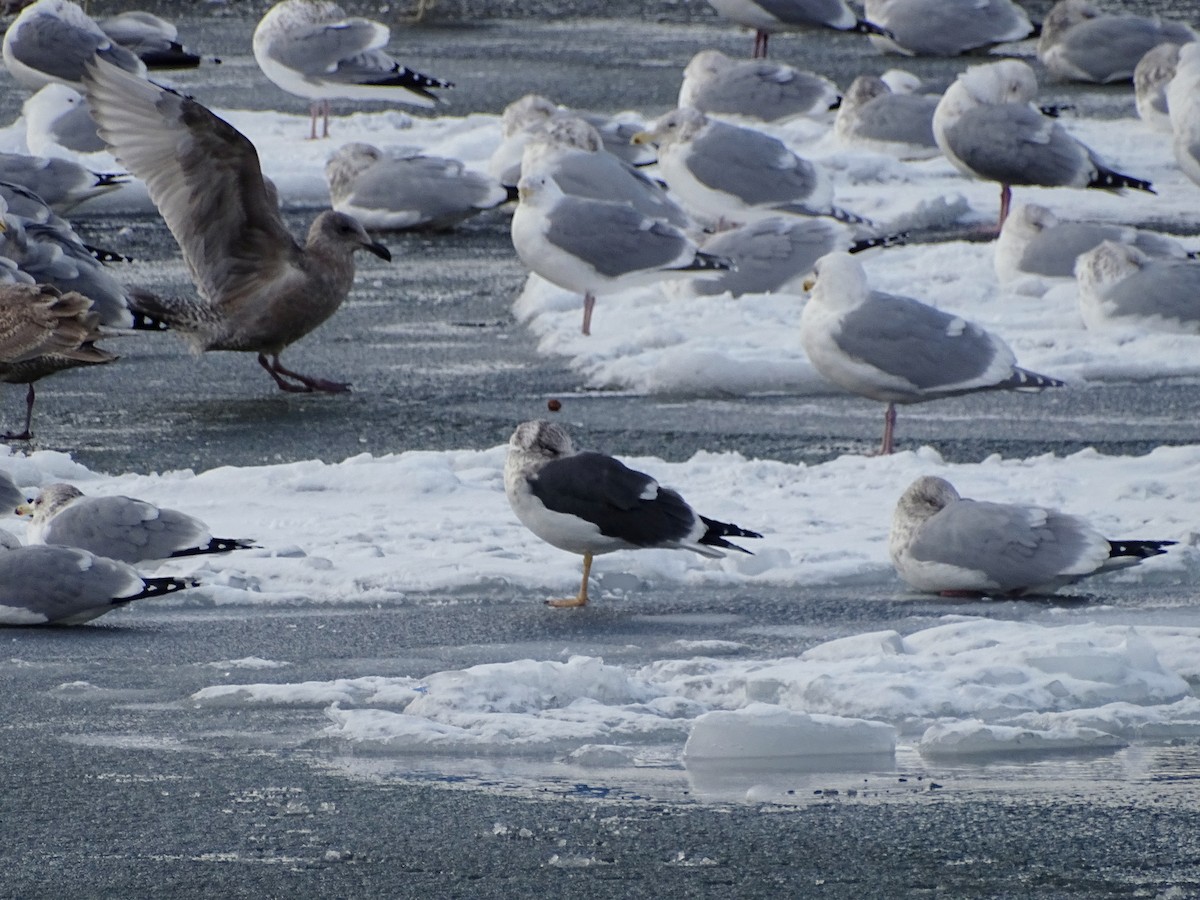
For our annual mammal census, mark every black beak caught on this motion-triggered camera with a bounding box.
[366,241,391,262]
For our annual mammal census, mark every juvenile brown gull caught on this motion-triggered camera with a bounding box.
[81,56,392,394]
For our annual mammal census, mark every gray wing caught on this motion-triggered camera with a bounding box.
[544,195,694,278]
[694,217,838,296]
[344,156,502,216]
[1056,18,1194,82]
[907,499,1100,592]
[845,93,938,146]
[100,12,177,55]
[686,120,819,206]
[875,0,1031,54]
[530,452,697,548]
[0,154,108,212]
[944,104,1090,187]
[835,292,1008,391]
[6,8,144,84]
[0,546,142,623]
[43,496,209,564]
[261,17,381,76]
[756,0,854,28]
[1102,262,1200,324]
[690,65,837,121]
[551,153,689,227]
[0,472,22,512]
[1019,222,1124,277]
[82,58,301,314]
[580,115,657,167]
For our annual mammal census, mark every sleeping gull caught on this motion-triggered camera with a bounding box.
[1075,240,1200,334]
[863,0,1033,57]
[21,83,106,155]
[684,217,900,298]
[632,107,850,228]
[0,152,125,214]
[1037,0,1196,84]
[99,11,203,69]
[995,202,1188,283]
[0,542,195,626]
[704,0,891,58]
[678,49,840,123]
[833,74,939,160]
[1134,42,1182,133]
[799,252,1065,455]
[19,482,255,563]
[488,94,654,188]
[252,0,452,140]
[2,0,146,91]
[504,419,761,608]
[891,475,1175,596]
[1167,42,1200,188]
[0,283,116,440]
[82,56,392,394]
[510,173,731,335]
[325,142,508,231]
[521,117,690,229]
[932,59,1154,226]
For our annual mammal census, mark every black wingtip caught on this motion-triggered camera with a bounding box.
[852,18,894,40]
[168,537,257,559]
[1089,167,1155,194]
[129,576,199,601]
[849,232,908,254]
[699,515,762,554]
[1008,367,1067,391]
[688,251,735,273]
[1108,539,1176,560]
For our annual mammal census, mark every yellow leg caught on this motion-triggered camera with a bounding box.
[546,553,592,608]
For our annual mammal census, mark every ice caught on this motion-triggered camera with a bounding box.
[918,720,1128,756]
[683,703,896,760]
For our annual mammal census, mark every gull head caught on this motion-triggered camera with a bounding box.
[310,211,391,261]
[1074,239,1146,291]
[683,49,734,82]
[17,482,83,521]
[632,107,707,148]
[803,252,871,309]
[501,93,559,137]
[895,475,961,525]
[537,116,603,153]
[509,419,576,461]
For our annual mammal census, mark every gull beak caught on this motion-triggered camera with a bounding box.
[630,130,654,146]
[365,240,391,262]
[15,500,32,517]
[801,276,816,292]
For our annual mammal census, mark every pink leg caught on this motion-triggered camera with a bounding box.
[308,102,320,140]
[753,31,769,58]
[581,292,596,336]
[3,383,34,441]
[998,184,1012,229]
[879,402,897,456]
[322,99,331,139]
[257,353,350,394]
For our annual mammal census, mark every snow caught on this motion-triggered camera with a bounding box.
[1,79,1198,781]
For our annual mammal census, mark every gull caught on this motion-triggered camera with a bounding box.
[0,470,23,511]
[504,419,761,608]
[633,107,847,228]
[1,0,146,91]
[98,11,203,69]
[19,482,255,563]
[21,83,106,155]
[325,142,508,231]
[1075,240,1200,334]
[521,117,690,229]
[1167,42,1200,188]
[863,0,1033,57]
[704,0,891,59]
[81,57,392,394]
[891,475,1175,596]
[0,541,195,626]
[799,253,1065,455]
[932,59,1154,227]
[0,283,116,440]
[1037,0,1196,85]
[678,49,840,123]
[833,74,939,160]
[995,202,1188,283]
[510,173,731,335]
[252,0,452,140]
[488,94,654,188]
[0,152,125,214]
[1135,42,1182,134]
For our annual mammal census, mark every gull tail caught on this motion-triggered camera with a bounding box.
[1089,166,1155,194]
[126,576,199,603]
[699,516,762,555]
[168,537,257,559]
[682,250,735,273]
[851,19,894,39]
[1107,539,1175,561]
[849,232,908,254]
[1004,367,1066,391]
[366,65,454,104]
